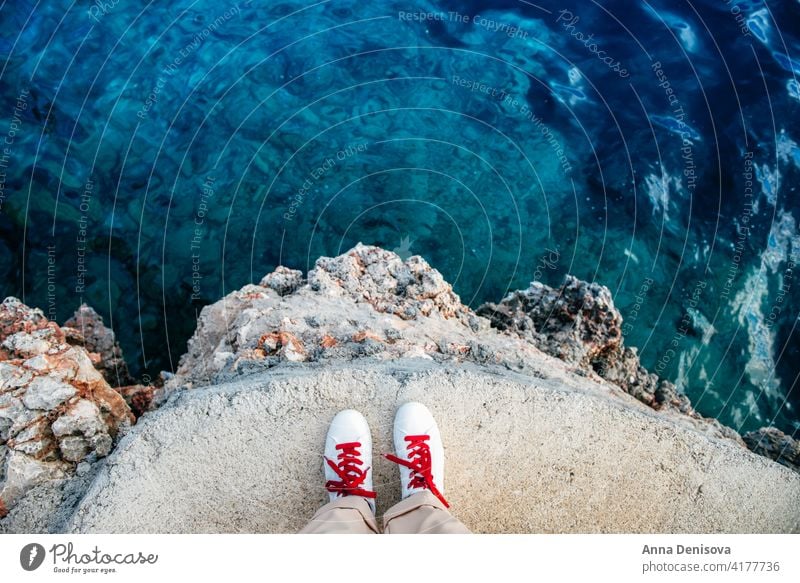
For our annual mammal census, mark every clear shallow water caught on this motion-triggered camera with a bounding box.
[0,0,798,435]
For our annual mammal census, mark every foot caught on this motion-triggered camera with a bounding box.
[323,409,376,512]
[384,402,449,508]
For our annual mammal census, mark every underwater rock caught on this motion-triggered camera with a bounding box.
[0,297,134,518]
[743,427,800,473]
[63,304,134,388]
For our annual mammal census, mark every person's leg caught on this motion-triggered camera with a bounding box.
[382,402,471,534]
[299,409,378,534]
[383,491,470,534]
[300,496,379,534]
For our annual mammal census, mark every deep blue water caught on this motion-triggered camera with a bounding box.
[0,0,798,435]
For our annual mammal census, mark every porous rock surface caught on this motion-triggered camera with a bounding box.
[62,305,155,418]
[36,363,800,533]
[476,277,740,441]
[2,244,799,533]
[743,427,800,473]
[165,245,739,443]
[63,304,134,388]
[0,298,133,519]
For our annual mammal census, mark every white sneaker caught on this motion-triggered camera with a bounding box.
[384,402,449,508]
[323,409,376,512]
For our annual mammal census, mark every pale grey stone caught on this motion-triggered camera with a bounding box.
[58,436,90,463]
[259,266,303,296]
[21,376,77,411]
[2,331,51,357]
[0,451,67,510]
[51,400,104,439]
[0,362,32,389]
[54,362,800,534]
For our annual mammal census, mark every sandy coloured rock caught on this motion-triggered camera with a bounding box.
[21,377,77,411]
[19,362,799,534]
[63,304,134,387]
[0,298,133,518]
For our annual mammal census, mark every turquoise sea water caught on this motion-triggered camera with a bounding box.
[0,0,798,435]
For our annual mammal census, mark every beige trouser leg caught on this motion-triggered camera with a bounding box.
[299,496,379,534]
[383,491,471,534]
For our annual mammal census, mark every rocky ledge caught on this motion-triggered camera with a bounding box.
[0,299,133,519]
[1,244,798,533]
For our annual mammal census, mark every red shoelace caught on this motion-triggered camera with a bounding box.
[384,434,449,508]
[324,442,376,500]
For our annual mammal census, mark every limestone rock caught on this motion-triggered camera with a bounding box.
[0,451,67,518]
[476,277,750,444]
[308,243,469,321]
[0,297,51,342]
[167,246,558,392]
[743,427,800,472]
[52,399,113,461]
[259,266,303,296]
[0,297,134,517]
[63,304,133,387]
[258,331,307,362]
[478,278,685,410]
[54,363,800,534]
[477,276,623,367]
[21,377,77,411]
